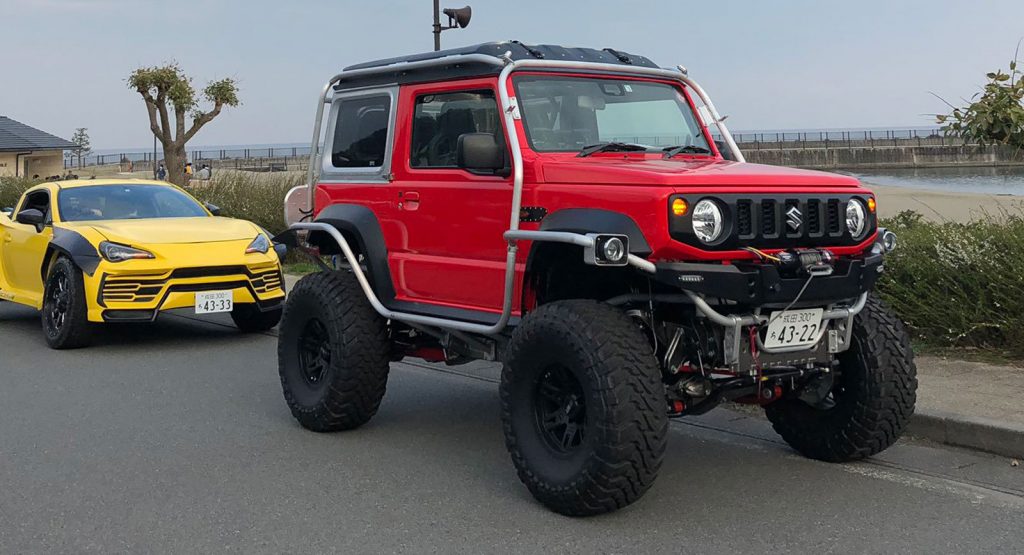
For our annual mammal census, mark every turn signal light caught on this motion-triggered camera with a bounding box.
[867,197,876,213]
[672,198,688,216]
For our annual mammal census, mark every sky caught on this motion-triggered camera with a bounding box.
[2,0,1023,150]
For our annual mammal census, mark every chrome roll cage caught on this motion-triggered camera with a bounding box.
[290,52,865,341]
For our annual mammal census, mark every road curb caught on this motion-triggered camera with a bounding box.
[907,409,1024,459]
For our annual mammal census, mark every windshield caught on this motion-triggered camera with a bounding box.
[514,75,711,153]
[57,184,208,222]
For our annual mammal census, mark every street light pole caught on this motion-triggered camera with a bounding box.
[432,2,471,52]
[432,0,442,51]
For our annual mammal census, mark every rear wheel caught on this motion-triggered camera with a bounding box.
[765,295,917,461]
[277,270,390,432]
[230,303,282,333]
[41,257,93,349]
[501,300,669,516]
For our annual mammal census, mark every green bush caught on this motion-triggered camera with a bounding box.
[185,171,302,235]
[0,176,39,210]
[877,209,1024,355]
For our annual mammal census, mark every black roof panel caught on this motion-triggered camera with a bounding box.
[335,41,660,90]
[0,116,75,152]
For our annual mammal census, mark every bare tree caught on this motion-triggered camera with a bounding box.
[128,63,239,185]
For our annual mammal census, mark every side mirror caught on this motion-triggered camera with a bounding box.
[204,202,222,216]
[715,140,738,162]
[16,208,45,228]
[456,133,504,173]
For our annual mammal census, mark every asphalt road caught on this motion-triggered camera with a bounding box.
[2,301,1023,554]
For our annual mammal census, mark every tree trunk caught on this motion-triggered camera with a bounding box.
[164,144,187,187]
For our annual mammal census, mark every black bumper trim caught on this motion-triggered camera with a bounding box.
[652,253,883,305]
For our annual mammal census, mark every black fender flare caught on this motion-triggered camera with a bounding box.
[42,227,101,280]
[274,204,395,301]
[537,208,651,256]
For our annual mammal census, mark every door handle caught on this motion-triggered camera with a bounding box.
[3,233,11,243]
[398,191,420,211]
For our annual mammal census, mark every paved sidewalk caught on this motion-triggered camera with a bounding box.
[909,356,1024,458]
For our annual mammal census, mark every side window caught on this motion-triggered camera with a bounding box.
[411,90,500,168]
[331,94,391,169]
[19,190,51,223]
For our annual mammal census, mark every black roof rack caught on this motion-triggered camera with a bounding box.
[335,41,659,90]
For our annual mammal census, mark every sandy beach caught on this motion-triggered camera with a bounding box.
[866,183,1023,222]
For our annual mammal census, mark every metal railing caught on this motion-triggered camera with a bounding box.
[64,128,963,170]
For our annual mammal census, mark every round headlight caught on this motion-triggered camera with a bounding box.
[601,237,625,263]
[846,199,867,238]
[692,199,724,243]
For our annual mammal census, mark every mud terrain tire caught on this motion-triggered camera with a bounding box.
[501,300,669,516]
[42,256,93,349]
[765,295,917,462]
[277,270,390,432]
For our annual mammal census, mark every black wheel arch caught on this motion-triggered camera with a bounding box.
[524,209,653,309]
[273,204,395,302]
[41,228,101,281]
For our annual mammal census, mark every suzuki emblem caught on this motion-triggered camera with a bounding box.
[785,206,803,231]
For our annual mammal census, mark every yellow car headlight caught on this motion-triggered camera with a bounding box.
[99,241,155,262]
[245,234,270,254]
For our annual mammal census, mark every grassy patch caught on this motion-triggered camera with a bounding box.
[184,171,303,235]
[282,261,321,275]
[878,209,1024,358]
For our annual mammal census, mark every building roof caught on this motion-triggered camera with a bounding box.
[0,116,76,152]
[336,41,659,90]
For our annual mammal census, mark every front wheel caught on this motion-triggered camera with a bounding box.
[41,257,93,349]
[230,303,282,333]
[765,295,917,462]
[277,270,390,432]
[501,300,669,516]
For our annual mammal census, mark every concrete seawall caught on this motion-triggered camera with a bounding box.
[741,143,1024,170]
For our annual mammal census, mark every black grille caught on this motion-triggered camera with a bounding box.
[761,200,777,237]
[737,200,753,237]
[668,193,875,251]
[827,200,841,234]
[807,199,821,235]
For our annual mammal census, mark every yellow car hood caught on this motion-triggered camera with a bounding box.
[65,217,261,245]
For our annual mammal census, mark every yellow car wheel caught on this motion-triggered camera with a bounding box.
[42,257,94,349]
[231,304,282,333]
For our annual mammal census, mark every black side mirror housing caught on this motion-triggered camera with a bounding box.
[715,140,738,162]
[204,202,222,216]
[16,208,45,228]
[456,133,505,174]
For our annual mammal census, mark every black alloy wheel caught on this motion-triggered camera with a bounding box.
[298,318,331,386]
[534,364,587,453]
[45,269,70,334]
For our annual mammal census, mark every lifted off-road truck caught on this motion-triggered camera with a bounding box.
[275,42,917,516]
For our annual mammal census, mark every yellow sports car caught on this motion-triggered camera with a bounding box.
[0,179,286,348]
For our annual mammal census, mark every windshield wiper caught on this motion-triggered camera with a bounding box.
[661,144,712,159]
[577,142,649,157]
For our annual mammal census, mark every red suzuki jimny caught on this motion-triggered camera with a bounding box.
[275,41,915,516]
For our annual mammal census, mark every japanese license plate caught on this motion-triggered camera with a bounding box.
[195,290,233,314]
[764,308,824,349]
